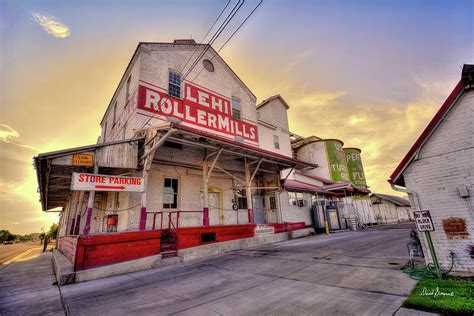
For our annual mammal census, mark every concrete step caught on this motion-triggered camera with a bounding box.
[161,250,178,259]
[160,244,177,252]
[152,255,182,268]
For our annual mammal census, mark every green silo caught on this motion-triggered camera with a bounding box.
[344,148,367,188]
[324,139,350,182]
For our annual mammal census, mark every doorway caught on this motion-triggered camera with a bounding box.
[265,194,279,223]
[252,196,265,224]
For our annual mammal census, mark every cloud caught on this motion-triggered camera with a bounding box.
[0,124,38,151]
[31,12,70,39]
[0,124,20,140]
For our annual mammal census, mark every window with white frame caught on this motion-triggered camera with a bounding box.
[288,192,304,206]
[273,135,280,150]
[232,97,241,119]
[163,178,179,209]
[168,71,181,98]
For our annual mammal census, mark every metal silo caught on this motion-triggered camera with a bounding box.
[343,148,367,188]
[295,138,350,183]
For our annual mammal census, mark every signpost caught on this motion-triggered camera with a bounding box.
[71,172,145,192]
[413,210,442,279]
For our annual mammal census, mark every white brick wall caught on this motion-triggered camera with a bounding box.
[403,88,474,275]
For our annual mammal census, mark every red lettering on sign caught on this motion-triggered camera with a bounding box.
[137,83,259,142]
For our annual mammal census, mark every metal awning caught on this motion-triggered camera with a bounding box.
[34,138,144,211]
[155,122,318,171]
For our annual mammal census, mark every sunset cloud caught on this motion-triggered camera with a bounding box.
[32,12,70,38]
[0,124,19,140]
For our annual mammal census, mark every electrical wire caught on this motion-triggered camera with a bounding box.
[189,0,263,83]
[137,0,245,132]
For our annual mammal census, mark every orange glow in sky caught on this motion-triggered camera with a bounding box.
[1,0,472,234]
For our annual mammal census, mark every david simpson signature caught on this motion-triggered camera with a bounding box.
[420,287,454,297]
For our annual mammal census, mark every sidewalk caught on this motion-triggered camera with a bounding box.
[0,250,65,315]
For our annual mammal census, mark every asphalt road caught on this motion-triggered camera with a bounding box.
[0,242,40,264]
[59,223,418,315]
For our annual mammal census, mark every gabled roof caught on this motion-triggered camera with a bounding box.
[256,94,290,110]
[100,40,256,125]
[167,122,319,170]
[370,193,410,207]
[389,64,473,186]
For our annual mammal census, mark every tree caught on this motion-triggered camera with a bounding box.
[48,223,59,240]
[0,230,16,243]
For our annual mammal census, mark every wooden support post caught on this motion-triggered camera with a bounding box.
[139,175,148,231]
[203,152,209,226]
[245,158,253,224]
[140,129,165,231]
[83,165,98,235]
[74,190,84,235]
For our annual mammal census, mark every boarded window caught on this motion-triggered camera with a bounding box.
[113,101,117,126]
[273,135,280,150]
[125,75,131,105]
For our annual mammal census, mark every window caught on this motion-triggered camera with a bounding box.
[103,122,107,143]
[288,192,304,206]
[232,97,241,119]
[237,196,248,209]
[163,178,179,209]
[273,135,280,150]
[113,101,117,126]
[122,122,127,140]
[125,75,131,106]
[202,59,214,72]
[269,195,277,210]
[168,71,181,98]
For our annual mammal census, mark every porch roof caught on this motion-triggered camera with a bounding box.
[34,138,144,211]
[283,179,334,195]
[322,182,371,196]
[163,122,318,171]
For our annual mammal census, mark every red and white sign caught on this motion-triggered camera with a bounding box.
[137,81,259,144]
[414,210,435,232]
[71,172,145,192]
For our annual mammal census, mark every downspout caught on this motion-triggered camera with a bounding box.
[390,183,421,213]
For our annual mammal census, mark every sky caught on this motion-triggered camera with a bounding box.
[1,0,473,234]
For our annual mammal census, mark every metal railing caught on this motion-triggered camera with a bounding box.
[147,211,203,235]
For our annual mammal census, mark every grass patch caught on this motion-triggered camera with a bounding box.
[403,278,474,315]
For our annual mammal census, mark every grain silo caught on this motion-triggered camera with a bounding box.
[294,138,350,183]
[343,148,367,188]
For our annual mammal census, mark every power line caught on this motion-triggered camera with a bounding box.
[137,0,245,132]
[180,0,232,78]
[182,0,245,79]
[189,0,263,83]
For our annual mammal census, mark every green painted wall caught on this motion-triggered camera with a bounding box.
[325,140,350,182]
[344,148,367,188]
